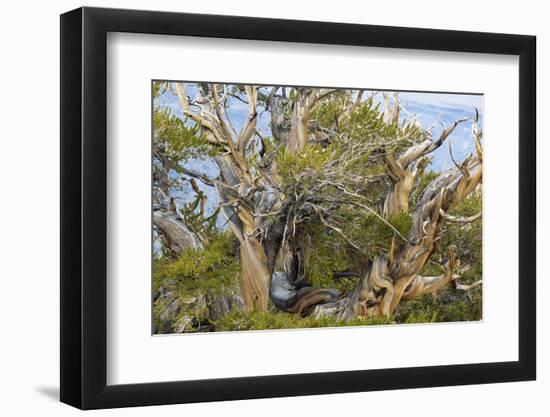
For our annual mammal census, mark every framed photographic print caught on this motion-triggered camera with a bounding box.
[60,6,536,410]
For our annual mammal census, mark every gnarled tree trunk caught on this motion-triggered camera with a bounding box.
[171,83,483,321]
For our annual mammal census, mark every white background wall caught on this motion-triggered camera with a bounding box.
[0,0,545,415]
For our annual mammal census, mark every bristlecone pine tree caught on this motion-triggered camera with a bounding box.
[152,82,483,333]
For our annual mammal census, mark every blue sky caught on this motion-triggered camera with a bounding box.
[155,85,483,223]
[392,92,483,171]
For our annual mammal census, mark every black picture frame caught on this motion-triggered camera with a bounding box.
[60,6,536,410]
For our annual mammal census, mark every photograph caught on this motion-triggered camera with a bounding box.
[152,81,484,334]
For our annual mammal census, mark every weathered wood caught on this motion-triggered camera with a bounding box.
[168,82,483,321]
[153,209,202,253]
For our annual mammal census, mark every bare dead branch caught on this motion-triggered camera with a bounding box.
[472,108,483,163]
[398,117,468,168]
[453,279,482,291]
[237,85,258,154]
[439,209,482,223]
[174,83,225,145]
[180,167,215,187]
